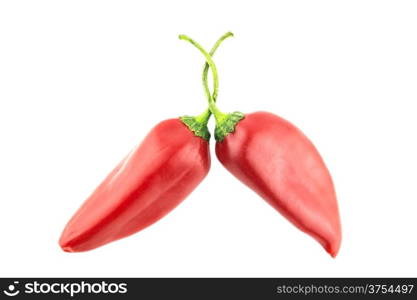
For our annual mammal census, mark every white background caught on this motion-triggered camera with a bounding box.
[1,0,416,277]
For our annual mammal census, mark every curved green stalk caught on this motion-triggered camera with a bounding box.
[180,32,244,142]
[203,32,234,103]
[179,34,226,123]
[197,32,234,123]
[179,33,233,141]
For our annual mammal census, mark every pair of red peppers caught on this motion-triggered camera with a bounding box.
[59,32,342,257]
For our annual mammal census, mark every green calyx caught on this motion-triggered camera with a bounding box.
[214,111,245,142]
[180,112,211,141]
[179,32,245,142]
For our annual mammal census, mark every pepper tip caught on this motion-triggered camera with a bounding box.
[59,235,76,253]
[325,240,341,258]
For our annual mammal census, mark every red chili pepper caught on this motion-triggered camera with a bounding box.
[180,34,342,257]
[215,112,341,257]
[59,118,209,252]
[59,33,233,252]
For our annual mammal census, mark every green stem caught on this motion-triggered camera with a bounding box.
[198,32,233,123]
[180,33,244,142]
[179,34,226,123]
[203,32,233,103]
[178,33,233,141]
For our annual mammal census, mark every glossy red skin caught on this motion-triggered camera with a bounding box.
[59,119,210,252]
[216,112,341,257]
